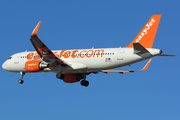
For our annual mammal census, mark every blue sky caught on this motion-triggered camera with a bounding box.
[0,0,180,120]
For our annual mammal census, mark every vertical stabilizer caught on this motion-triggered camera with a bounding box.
[126,15,161,48]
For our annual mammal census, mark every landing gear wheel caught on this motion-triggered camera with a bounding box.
[18,79,24,84]
[80,80,89,87]
[56,73,65,79]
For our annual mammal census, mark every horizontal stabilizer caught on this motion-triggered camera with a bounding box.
[101,69,134,73]
[133,43,149,54]
[100,58,152,73]
[156,54,175,57]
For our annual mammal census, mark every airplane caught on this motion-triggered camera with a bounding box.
[2,14,174,87]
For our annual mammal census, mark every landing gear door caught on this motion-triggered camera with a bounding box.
[117,48,123,60]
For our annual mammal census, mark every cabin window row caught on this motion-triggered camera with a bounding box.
[20,53,115,58]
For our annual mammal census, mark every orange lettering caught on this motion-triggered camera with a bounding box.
[86,50,93,58]
[71,50,78,58]
[26,49,105,60]
[53,51,58,57]
[27,53,34,60]
[59,50,66,58]
[34,53,40,60]
[93,50,104,57]
[64,51,71,59]
[79,50,86,58]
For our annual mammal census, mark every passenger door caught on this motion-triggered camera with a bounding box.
[117,48,123,60]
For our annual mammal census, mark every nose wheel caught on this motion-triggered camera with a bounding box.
[18,79,24,84]
[18,72,25,84]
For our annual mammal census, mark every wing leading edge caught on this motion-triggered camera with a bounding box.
[30,21,65,65]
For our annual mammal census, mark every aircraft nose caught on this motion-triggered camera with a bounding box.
[2,62,6,70]
[2,61,9,71]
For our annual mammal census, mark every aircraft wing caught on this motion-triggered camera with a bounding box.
[100,58,152,74]
[30,21,66,65]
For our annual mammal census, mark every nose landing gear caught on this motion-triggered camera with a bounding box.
[18,79,24,84]
[18,72,25,84]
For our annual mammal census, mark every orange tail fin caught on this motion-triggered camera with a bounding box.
[126,15,161,48]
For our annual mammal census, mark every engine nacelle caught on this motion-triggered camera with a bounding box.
[63,73,84,83]
[25,60,48,72]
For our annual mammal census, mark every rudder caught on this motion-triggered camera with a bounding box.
[126,15,161,48]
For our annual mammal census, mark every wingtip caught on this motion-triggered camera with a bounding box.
[153,14,162,16]
[141,58,152,71]
[31,21,41,38]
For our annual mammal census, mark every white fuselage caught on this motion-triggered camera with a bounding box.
[2,47,161,73]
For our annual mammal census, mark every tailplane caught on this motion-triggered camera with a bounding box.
[126,15,161,48]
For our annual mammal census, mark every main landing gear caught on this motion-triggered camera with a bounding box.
[80,74,89,87]
[18,72,25,84]
[56,72,65,79]
[80,80,89,87]
[56,72,90,87]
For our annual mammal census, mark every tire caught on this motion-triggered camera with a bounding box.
[56,73,64,79]
[18,79,24,84]
[80,80,89,87]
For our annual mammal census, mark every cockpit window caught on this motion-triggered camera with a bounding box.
[8,57,12,59]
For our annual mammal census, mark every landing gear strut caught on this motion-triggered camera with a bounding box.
[18,72,25,84]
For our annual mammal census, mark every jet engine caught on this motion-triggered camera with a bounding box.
[63,73,84,83]
[25,60,48,72]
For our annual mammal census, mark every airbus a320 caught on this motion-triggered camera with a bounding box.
[2,15,174,87]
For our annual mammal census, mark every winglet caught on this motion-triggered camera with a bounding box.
[31,21,41,38]
[141,58,152,71]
